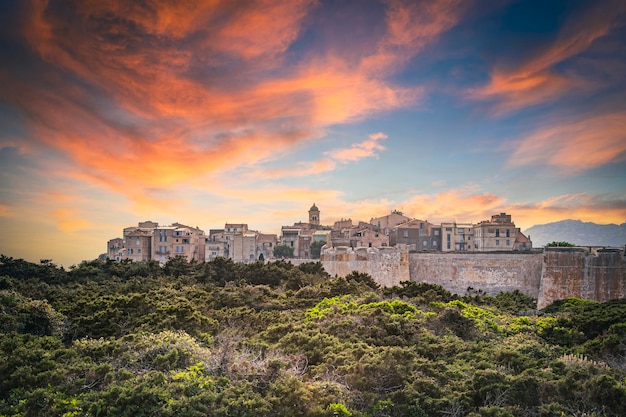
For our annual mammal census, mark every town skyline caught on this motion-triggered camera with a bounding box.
[1,0,625,267]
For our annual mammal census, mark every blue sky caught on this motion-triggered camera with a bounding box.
[1,0,625,266]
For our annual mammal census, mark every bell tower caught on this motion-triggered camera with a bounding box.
[308,203,320,226]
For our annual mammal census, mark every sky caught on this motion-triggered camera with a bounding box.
[1,0,625,266]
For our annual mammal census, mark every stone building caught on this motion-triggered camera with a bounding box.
[152,223,205,264]
[391,219,440,251]
[107,238,125,261]
[441,222,474,251]
[205,229,228,261]
[473,213,532,251]
[370,210,411,235]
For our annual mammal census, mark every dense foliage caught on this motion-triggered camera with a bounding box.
[1,254,625,417]
[545,242,576,247]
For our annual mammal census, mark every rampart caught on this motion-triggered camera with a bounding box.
[320,247,626,308]
[320,246,410,287]
[409,252,543,299]
[538,247,626,308]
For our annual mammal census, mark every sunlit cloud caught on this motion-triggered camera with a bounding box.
[361,0,468,75]
[508,112,626,172]
[4,0,443,212]
[53,208,92,235]
[0,203,11,217]
[469,0,626,114]
[327,132,388,163]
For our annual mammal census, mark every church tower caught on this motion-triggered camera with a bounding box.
[308,203,320,226]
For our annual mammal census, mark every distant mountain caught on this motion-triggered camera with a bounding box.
[524,220,626,247]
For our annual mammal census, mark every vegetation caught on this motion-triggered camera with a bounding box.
[546,241,576,247]
[273,244,295,259]
[1,254,625,416]
[310,240,325,259]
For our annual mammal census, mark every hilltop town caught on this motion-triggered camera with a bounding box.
[107,204,532,264]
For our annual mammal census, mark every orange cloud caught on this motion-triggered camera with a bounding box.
[470,0,626,113]
[508,111,626,172]
[5,0,464,214]
[53,208,92,235]
[376,189,625,231]
[0,203,11,217]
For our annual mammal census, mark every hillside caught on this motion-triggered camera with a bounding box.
[524,219,626,247]
[1,255,626,417]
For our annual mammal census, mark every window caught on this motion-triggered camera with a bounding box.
[136,239,140,246]
[137,249,141,254]
[403,230,409,238]
[181,246,184,253]
[506,240,510,246]
[420,223,424,229]
[447,234,451,241]
[249,246,254,251]
[446,227,452,231]
[447,242,451,249]
[175,246,179,253]
[506,229,510,237]
[433,241,437,247]
[458,228,464,233]
[434,230,440,236]
[423,240,428,247]
[495,229,500,237]
[495,240,500,246]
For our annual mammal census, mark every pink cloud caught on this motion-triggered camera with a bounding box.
[469,0,626,113]
[509,111,626,172]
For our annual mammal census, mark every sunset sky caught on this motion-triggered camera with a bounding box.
[1,0,625,266]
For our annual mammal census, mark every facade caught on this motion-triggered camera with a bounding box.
[352,227,389,248]
[107,238,125,261]
[152,223,205,264]
[441,222,474,251]
[473,213,531,252]
[205,229,228,261]
[123,229,153,262]
[391,219,440,250]
[370,210,411,235]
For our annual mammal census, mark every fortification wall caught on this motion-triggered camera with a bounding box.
[409,252,544,298]
[321,247,410,287]
[320,247,626,307]
[537,248,626,309]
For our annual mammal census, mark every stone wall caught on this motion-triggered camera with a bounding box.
[409,252,544,298]
[537,247,626,309]
[321,246,410,287]
[320,246,626,308]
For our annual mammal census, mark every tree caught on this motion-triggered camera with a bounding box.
[273,244,294,259]
[310,240,325,259]
[546,241,576,247]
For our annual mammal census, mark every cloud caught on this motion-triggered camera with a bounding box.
[327,132,389,163]
[0,203,11,217]
[52,208,92,235]
[361,0,468,75]
[469,0,626,114]
[1,0,457,212]
[249,132,390,179]
[508,111,626,172]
